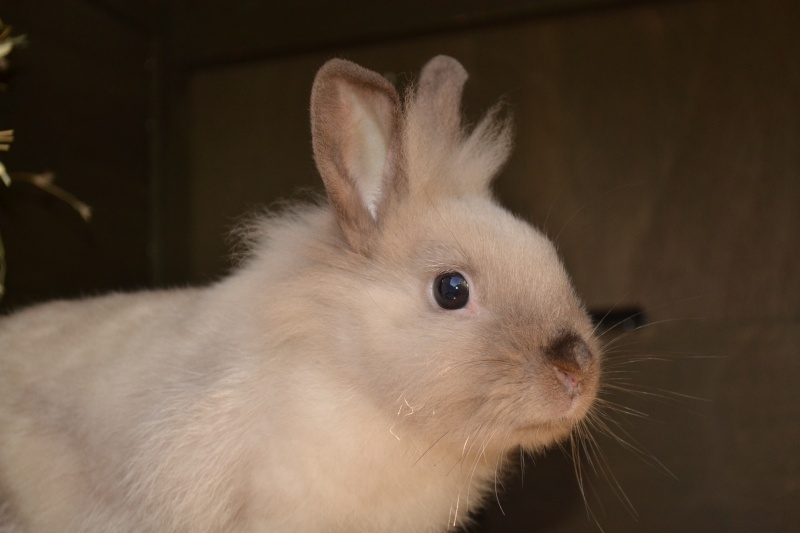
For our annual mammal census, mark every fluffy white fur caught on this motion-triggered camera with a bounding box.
[0,56,601,532]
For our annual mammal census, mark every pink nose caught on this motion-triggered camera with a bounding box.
[554,367,582,392]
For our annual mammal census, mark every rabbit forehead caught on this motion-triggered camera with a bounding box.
[382,197,576,314]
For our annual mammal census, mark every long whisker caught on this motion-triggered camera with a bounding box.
[580,419,639,519]
[569,423,607,532]
[493,433,510,515]
[553,181,646,245]
[413,430,452,467]
[587,409,676,479]
[589,290,635,338]
[600,316,705,352]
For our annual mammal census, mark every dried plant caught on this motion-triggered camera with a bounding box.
[0,19,90,301]
[0,18,19,298]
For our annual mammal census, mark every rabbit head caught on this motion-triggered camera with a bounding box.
[304,55,600,457]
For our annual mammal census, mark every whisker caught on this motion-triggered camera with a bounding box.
[493,433,509,516]
[591,398,651,419]
[601,382,711,404]
[553,181,645,245]
[580,422,639,519]
[569,424,607,532]
[589,290,635,337]
[600,315,704,351]
[586,409,676,479]
[413,430,452,467]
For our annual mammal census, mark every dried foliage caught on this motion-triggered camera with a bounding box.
[0,19,90,301]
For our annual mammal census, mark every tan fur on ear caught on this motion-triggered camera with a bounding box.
[311,59,403,254]
[415,55,468,146]
[405,55,513,198]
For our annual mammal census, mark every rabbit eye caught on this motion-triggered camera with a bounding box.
[433,272,469,310]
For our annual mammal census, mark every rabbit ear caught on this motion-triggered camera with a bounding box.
[311,59,403,254]
[406,56,512,199]
[415,55,468,141]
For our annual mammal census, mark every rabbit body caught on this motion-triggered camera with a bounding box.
[0,57,600,532]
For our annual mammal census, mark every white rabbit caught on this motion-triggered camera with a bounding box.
[0,56,600,533]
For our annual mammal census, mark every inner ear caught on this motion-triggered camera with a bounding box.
[340,85,395,219]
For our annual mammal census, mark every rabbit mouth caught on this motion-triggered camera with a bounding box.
[509,377,599,442]
[514,398,594,436]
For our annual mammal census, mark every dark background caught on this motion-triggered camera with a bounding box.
[0,0,797,531]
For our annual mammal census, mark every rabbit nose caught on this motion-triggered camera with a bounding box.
[544,332,593,390]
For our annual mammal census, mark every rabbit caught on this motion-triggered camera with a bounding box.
[0,56,601,533]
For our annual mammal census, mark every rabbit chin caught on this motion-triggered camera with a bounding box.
[507,419,582,453]
[513,414,586,450]
[510,392,597,450]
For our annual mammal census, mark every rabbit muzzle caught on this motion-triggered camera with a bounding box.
[544,331,596,397]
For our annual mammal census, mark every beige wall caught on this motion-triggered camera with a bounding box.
[186,1,799,531]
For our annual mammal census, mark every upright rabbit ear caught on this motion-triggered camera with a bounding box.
[311,59,403,254]
[406,56,512,198]
[415,55,468,141]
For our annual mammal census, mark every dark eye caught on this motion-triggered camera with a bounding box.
[433,272,469,310]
